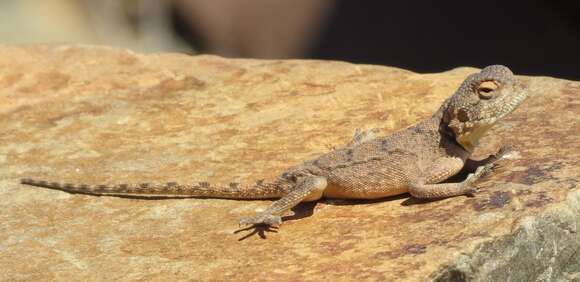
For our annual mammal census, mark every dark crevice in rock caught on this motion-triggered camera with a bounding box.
[432,191,580,282]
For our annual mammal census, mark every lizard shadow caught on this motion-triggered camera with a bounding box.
[285,194,411,221]
[234,225,280,240]
[321,194,447,207]
[321,194,409,206]
[400,196,451,206]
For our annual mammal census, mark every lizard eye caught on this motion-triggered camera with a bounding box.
[477,81,499,99]
[281,172,297,182]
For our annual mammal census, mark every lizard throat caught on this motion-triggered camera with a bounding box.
[456,122,494,152]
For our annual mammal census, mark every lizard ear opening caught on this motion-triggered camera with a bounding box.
[477,80,499,99]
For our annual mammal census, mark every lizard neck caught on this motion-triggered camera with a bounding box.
[455,123,494,153]
[457,140,476,153]
[432,106,476,154]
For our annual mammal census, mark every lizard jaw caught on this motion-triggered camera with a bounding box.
[454,87,527,152]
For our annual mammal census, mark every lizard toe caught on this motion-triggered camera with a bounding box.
[239,214,282,226]
[239,216,259,226]
[497,144,515,157]
[463,184,478,197]
[473,164,494,179]
[496,144,521,161]
[263,214,282,226]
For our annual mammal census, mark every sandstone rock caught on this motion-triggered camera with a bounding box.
[0,45,578,281]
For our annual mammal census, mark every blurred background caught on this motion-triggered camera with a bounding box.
[1,0,579,79]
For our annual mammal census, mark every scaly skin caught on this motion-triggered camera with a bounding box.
[20,65,527,226]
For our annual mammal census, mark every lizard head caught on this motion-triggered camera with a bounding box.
[441,65,527,152]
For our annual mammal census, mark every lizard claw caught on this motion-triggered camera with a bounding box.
[350,128,379,145]
[239,213,282,227]
[463,174,480,196]
[497,144,514,155]
[496,144,520,161]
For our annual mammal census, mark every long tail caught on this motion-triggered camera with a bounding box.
[20,178,285,199]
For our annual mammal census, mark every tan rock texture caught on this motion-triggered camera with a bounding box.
[0,45,578,281]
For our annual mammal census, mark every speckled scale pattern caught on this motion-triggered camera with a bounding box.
[20,178,285,199]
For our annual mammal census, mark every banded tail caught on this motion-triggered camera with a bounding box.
[20,178,285,199]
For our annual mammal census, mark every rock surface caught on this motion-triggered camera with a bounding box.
[0,45,578,281]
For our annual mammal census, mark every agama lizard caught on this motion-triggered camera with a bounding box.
[21,65,527,226]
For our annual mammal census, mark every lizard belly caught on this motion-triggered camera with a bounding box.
[323,182,409,199]
[313,142,419,200]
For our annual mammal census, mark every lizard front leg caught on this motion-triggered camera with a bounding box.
[463,144,515,172]
[239,175,327,226]
[408,156,492,199]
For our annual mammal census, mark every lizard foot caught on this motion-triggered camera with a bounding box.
[350,128,379,145]
[496,144,514,157]
[463,163,495,196]
[495,144,521,161]
[239,213,282,226]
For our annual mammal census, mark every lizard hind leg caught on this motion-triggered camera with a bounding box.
[239,175,327,226]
